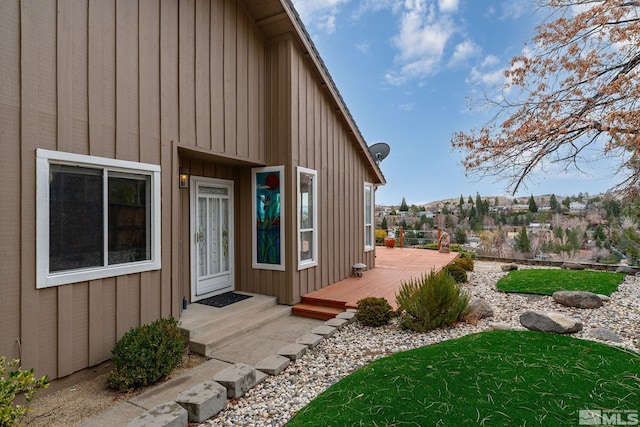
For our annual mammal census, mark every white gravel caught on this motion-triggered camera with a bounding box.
[200,261,640,427]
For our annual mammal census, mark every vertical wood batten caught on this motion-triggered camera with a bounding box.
[223,0,237,156]
[210,0,224,152]
[195,0,211,150]
[20,0,51,377]
[179,0,196,146]
[0,0,22,362]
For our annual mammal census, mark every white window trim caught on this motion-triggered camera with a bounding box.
[297,166,318,270]
[36,149,161,288]
[364,182,375,252]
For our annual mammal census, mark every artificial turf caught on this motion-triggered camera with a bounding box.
[287,330,640,426]
[496,269,625,296]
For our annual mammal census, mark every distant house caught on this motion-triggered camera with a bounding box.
[570,202,587,213]
[1,0,385,380]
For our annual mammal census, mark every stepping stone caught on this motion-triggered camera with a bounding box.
[255,355,290,376]
[277,343,307,361]
[312,325,337,338]
[335,311,356,323]
[213,363,256,399]
[296,333,324,349]
[324,318,348,329]
[126,402,187,427]
[175,380,226,423]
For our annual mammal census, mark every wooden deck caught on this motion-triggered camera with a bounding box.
[292,247,458,320]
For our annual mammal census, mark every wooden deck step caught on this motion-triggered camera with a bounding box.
[291,303,345,321]
[300,295,346,309]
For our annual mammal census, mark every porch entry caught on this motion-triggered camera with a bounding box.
[190,177,234,301]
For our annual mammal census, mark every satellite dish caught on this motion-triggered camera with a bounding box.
[369,142,391,163]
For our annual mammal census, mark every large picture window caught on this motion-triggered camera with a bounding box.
[364,182,375,251]
[297,167,318,269]
[37,149,161,288]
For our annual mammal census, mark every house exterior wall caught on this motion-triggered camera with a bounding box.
[234,37,378,305]
[0,0,381,381]
[1,0,267,380]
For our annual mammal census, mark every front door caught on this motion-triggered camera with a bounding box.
[191,177,234,301]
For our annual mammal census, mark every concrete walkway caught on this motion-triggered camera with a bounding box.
[80,310,325,426]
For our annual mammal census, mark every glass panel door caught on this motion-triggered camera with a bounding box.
[193,180,233,298]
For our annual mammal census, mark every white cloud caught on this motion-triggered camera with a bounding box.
[386,1,456,84]
[438,0,458,13]
[290,0,351,34]
[480,54,500,68]
[449,39,481,66]
[500,1,529,20]
[355,41,370,53]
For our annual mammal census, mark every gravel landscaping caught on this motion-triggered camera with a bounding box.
[23,261,640,426]
[203,261,640,426]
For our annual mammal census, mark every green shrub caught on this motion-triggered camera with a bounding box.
[396,271,470,332]
[355,297,393,327]
[443,264,468,283]
[453,256,474,272]
[107,317,186,392]
[0,357,49,427]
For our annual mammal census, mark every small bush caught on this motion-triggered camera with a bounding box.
[107,317,186,392]
[0,357,49,427]
[355,297,393,327]
[396,271,470,332]
[453,256,474,272]
[444,264,468,283]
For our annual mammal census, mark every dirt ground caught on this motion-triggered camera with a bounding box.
[22,352,208,427]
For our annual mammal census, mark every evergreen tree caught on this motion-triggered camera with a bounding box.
[454,228,468,244]
[514,228,530,253]
[380,217,388,230]
[549,194,560,213]
[399,197,409,212]
[528,195,538,213]
[593,224,606,242]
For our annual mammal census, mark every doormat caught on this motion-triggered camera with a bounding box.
[196,292,252,308]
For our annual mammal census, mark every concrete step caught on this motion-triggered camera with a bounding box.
[291,303,345,320]
[189,304,292,357]
[179,293,279,341]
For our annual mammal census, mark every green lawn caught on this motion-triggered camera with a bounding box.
[287,330,640,426]
[496,269,625,296]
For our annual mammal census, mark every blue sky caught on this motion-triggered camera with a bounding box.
[289,0,620,206]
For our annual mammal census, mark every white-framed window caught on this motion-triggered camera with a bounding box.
[297,167,318,269]
[364,182,375,251]
[36,149,161,288]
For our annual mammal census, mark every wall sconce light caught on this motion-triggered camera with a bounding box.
[179,167,190,189]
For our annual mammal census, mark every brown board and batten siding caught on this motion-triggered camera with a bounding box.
[1,0,383,381]
[2,0,269,380]
[255,35,379,305]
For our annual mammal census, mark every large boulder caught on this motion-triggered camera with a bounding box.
[520,311,583,334]
[463,298,494,322]
[616,265,638,275]
[561,262,586,270]
[501,263,518,272]
[552,291,603,309]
